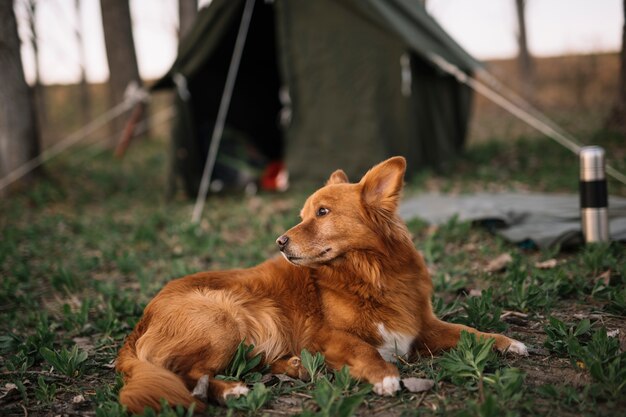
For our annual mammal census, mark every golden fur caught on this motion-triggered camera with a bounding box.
[116,157,527,413]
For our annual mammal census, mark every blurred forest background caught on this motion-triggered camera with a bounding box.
[1,0,625,190]
[35,52,621,146]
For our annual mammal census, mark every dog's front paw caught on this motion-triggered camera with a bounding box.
[223,383,250,400]
[505,339,529,356]
[373,376,401,396]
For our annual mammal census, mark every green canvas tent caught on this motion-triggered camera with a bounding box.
[153,0,481,196]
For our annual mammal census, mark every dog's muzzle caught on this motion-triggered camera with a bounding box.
[276,235,289,251]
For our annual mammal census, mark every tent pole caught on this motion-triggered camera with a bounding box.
[191,0,256,223]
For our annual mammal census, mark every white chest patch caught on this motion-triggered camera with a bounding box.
[376,323,414,362]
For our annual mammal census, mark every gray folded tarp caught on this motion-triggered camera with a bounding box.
[399,192,626,249]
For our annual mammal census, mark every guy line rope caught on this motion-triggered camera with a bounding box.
[0,82,165,193]
[427,53,626,186]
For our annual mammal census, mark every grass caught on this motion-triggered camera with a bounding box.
[1,131,625,416]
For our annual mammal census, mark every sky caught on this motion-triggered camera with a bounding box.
[16,0,623,85]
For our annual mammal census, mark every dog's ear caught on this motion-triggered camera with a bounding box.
[326,169,349,185]
[360,157,406,211]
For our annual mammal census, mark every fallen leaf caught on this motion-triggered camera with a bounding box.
[485,253,512,273]
[594,270,611,286]
[0,383,17,400]
[425,225,439,236]
[463,243,478,252]
[500,311,529,322]
[573,313,603,321]
[535,259,558,269]
[102,360,116,369]
[72,337,95,354]
[468,289,482,297]
[72,394,86,404]
[273,374,296,382]
[401,377,435,393]
[274,396,300,407]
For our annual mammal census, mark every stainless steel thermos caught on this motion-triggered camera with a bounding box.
[580,146,609,243]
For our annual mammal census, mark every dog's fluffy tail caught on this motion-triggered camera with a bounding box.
[117,345,205,414]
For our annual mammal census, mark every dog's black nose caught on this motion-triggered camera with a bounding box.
[276,235,289,250]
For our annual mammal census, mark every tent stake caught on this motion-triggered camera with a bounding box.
[191,0,256,224]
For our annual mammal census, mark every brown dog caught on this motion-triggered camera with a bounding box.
[116,157,527,413]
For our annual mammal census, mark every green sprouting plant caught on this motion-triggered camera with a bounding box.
[543,317,591,356]
[299,367,370,417]
[573,329,626,399]
[421,233,445,265]
[606,286,626,315]
[39,345,88,377]
[420,217,472,265]
[51,266,79,293]
[439,332,526,412]
[115,250,141,275]
[500,256,553,312]
[301,349,326,382]
[62,299,92,333]
[488,367,525,403]
[4,350,34,375]
[455,393,519,417]
[538,268,583,299]
[454,289,507,333]
[136,399,196,417]
[0,314,56,362]
[13,313,57,359]
[507,279,552,312]
[11,379,29,404]
[438,331,498,388]
[536,384,587,410]
[93,290,145,338]
[543,319,625,400]
[95,375,127,417]
[226,383,272,415]
[593,282,626,315]
[432,296,462,320]
[0,333,21,355]
[76,254,100,273]
[34,375,57,405]
[330,366,357,392]
[588,352,626,399]
[580,242,616,276]
[433,271,468,294]
[95,401,127,417]
[437,216,473,242]
[219,340,264,382]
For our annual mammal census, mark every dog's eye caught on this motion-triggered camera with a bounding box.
[316,207,329,217]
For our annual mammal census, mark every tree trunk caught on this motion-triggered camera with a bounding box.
[178,0,198,40]
[100,0,145,144]
[27,0,46,126]
[0,0,40,194]
[75,0,92,128]
[166,0,198,198]
[515,0,533,97]
[607,0,626,132]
